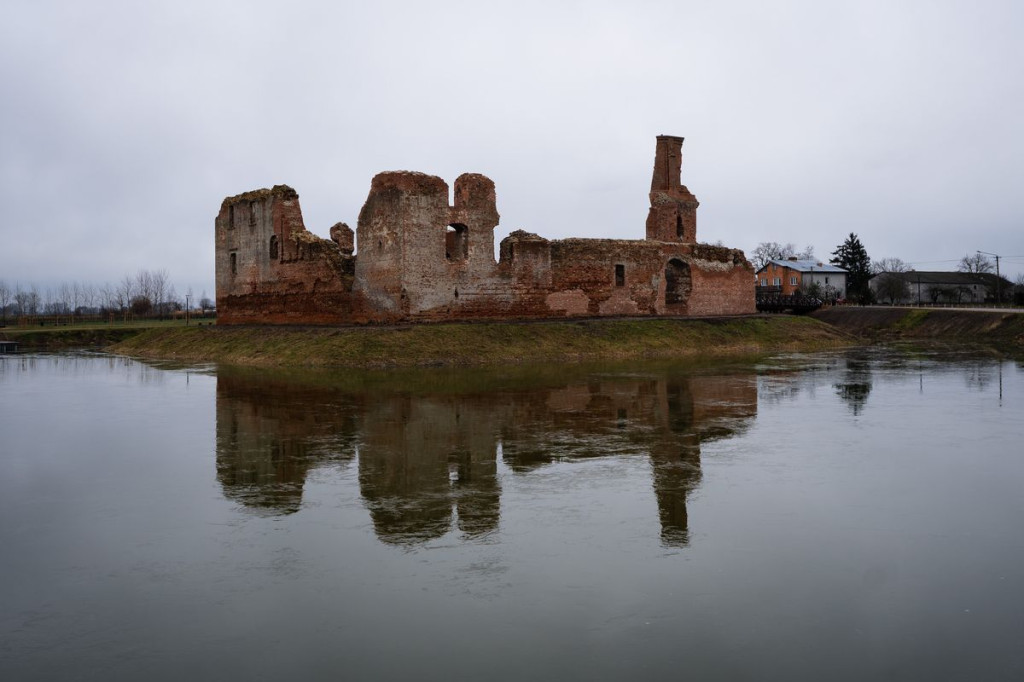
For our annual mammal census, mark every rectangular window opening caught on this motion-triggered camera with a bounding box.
[615,264,625,287]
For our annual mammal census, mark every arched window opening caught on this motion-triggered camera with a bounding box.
[665,258,692,306]
[269,235,279,260]
[446,224,468,262]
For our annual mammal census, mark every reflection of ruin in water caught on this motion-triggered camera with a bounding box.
[215,368,757,546]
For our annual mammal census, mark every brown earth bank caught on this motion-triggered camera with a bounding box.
[811,307,1024,346]
[110,316,854,369]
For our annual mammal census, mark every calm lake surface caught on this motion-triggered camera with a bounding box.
[2,347,1022,681]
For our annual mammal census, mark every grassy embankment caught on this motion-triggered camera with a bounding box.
[1,319,201,350]
[15,308,1020,368]
[811,307,1024,347]
[111,316,853,369]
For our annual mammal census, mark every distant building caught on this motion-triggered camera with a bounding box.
[755,258,847,299]
[870,271,1010,305]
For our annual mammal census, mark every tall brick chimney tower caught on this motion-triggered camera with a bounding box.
[646,135,699,243]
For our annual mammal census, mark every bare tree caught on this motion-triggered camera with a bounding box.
[58,282,73,315]
[117,273,135,316]
[751,242,815,271]
[70,281,83,316]
[130,269,172,318]
[870,257,912,305]
[15,285,40,316]
[151,269,170,318]
[134,270,154,305]
[78,282,97,314]
[164,282,180,315]
[958,253,994,274]
[875,274,911,304]
[871,257,910,274]
[98,283,116,314]
[43,286,61,316]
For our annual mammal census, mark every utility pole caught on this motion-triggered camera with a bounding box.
[977,250,1001,305]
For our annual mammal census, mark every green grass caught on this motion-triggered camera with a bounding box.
[892,308,930,330]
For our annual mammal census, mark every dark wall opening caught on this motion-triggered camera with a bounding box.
[665,259,692,306]
[446,224,468,262]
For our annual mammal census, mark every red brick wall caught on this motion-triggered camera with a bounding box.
[215,137,756,326]
[215,186,356,325]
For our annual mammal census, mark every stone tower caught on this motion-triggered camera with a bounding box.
[645,135,699,243]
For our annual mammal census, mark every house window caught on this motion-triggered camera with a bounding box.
[825,277,830,284]
[615,264,625,287]
[773,277,781,286]
[760,278,767,286]
[790,276,797,286]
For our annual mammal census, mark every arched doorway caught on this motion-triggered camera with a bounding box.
[665,258,691,309]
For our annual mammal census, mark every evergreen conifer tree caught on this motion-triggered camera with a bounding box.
[830,233,873,303]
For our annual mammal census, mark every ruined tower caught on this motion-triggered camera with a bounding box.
[214,135,754,325]
[646,135,699,243]
[353,171,500,318]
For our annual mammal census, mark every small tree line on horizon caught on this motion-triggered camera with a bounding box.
[0,270,214,325]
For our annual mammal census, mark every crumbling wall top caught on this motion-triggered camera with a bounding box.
[220,184,298,210]
[369,171,448,196]
[330,222,354,255]
[453,173,496,210]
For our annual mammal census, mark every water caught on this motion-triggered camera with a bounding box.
[1,348,1022,681]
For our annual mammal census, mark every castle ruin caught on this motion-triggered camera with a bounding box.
[214,135,755,324]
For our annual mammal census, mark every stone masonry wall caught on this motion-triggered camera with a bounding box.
[215,136,755,325]
[215,185,361,325]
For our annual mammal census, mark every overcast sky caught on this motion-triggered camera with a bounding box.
[2,0,1022,300]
